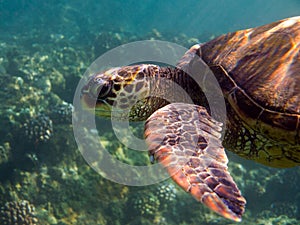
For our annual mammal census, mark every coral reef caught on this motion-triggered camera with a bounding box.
[125,181,178,224]
[270,202,298,218]
[22,114,53,144]
[155,182,177,210]
[132,193,161,217]
[0,7,299,224]
[0,200,38,225]
[0,143,11,165]
[255,215,299,225]
[49,101,74,125]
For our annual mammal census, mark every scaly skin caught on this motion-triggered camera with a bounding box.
[80,17,300,221]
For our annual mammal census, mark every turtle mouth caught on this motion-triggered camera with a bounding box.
[81,92,109,112]
[81,93,130,119]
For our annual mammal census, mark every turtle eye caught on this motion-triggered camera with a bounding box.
[90,77,112,99]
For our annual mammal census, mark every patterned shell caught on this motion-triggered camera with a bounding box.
[198,16,300,144]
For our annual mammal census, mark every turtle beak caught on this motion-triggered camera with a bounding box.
[80,83,114,118]
[80,79,97,108]
[80,88,97,113]
[80,73,111,106]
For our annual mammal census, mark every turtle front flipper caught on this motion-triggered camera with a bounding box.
[144,103,246,222]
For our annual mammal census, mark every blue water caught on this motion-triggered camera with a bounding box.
[1,0,299,38]
[0,0,300,224]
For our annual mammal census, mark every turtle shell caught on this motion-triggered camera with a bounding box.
[199,16,300,145]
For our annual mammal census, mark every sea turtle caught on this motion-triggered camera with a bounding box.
[80,16,300,221]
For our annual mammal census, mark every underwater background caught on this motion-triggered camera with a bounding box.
[0,0,300,224]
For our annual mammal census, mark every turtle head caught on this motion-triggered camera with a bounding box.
[81,64,161,121]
